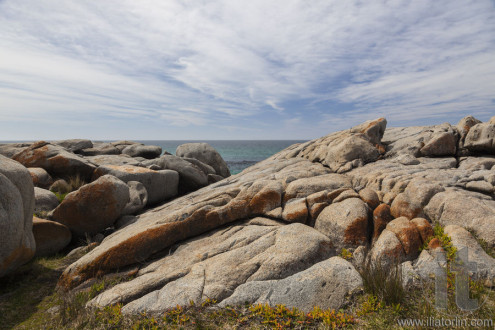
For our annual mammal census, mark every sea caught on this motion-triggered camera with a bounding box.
[136,140,306,175]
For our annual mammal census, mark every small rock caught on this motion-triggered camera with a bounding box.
[359,188,380,209]
[466,181,494,194]
[33,217,71,257]
[28,167,53,189]
[34,187,59,213]
[122,145,162,159]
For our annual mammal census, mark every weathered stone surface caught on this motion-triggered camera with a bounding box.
[410,218,434,243]
[79,143,120,156]
[54,139,93,153]
[273,118,386,173]
[382,123,457,158]
[425,188,495,247]
[385,217,422,259]
[0,142,31,158]
[142,155,208,194]
[0,155,36,277]
[34,187,59,213]
[370,229,405,267]
[444,225,495,280]
[457,115,482,146]
[33,217,71,257]
[110,140,144,152]
[218,257,362,312]
[123,181,148,215]
[54,117,495,313]
[182,157,216,175]
[372,204,394,243]
[84,154,141,167]
[122,145,162,159]
[465,180,494,194]
[315,198,370,250]
[51,175,130,237]
[93,165,178,205]
[88,222,334,312]
[359,188,380,209]
[176,143,230,178]
[12,141,96,180]
[464,121,495,153]
[390,179,445,219]
[28,167,53,189]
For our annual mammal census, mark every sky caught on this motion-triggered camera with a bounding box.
[0,0,494,140]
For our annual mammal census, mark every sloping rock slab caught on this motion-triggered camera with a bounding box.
[88,222,334,312]
[218,257,362,312]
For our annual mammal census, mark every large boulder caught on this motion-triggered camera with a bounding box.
[78,142,120,156]
[464,121,495,154]
[28,167,53,189]
[34,187,59,213]
[54,139,93,153]
[32,217,71,257]
[93,165,179,205]
[12,141,96,180]
[142,155,208,194]
[51,175,130,237]
[122,144,162,159]
[314,198,370,250]
[444,225,495,281]
[0,155,36,277]
[218,257,362,312]
[176,143,230,178]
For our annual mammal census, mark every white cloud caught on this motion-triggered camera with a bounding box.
[0,0,493,139]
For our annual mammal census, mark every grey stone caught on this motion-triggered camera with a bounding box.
[142,155,208,194]
[315,198,370,250]
[28,167,53,189]
[122,145,162,159]
[0,155,36,277]
[464,122,495,153]
[123,181,148,215]
[54,139,93,152]
[176,143,230,178]
[93,165,178,205]
[218,257,362,312]
[34,187,59,213]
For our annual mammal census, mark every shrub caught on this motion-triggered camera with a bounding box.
[358,258,405,305]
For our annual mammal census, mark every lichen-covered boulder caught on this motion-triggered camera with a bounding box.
[0,155,36,277]
[314,198,370,250]
[32,217,71,257]
[51,175,130,237]
[12,141,96,180]
[28,167,53,189]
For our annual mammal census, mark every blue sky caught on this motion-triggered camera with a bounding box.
[0,0,494,140]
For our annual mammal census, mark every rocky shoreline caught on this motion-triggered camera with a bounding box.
[1,115,494,314]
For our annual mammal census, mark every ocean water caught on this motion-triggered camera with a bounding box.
[137,140,306,175]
